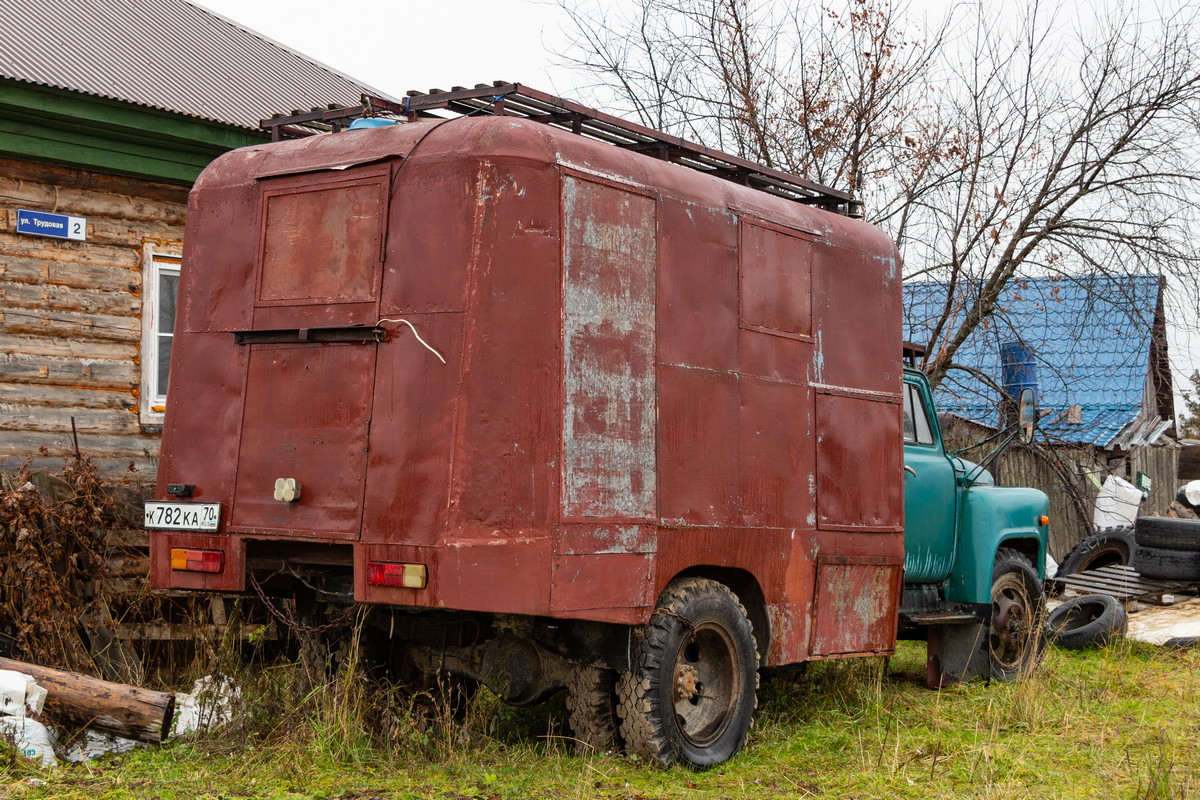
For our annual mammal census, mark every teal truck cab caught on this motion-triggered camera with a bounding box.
[900,365,1050,685]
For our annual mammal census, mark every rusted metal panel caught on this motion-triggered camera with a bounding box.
[550,554,654,619]
[739,221,813,337]
[657,199,737,373]
[815,391,903,531]
[229,342,373,538]
[809,557,902,656]
[810,240,902,394]
[259,179,385,303]
[658,366,741,526]
[740,377,816,528]
[450,163,561,529]
[360,312,463,544]
[156,331,247,506]
[561,176,657,519]
[553,524,657,555]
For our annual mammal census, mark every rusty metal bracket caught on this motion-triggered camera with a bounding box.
[233,326,386,345]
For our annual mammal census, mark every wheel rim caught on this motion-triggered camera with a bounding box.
[671,621,741,748]
[990,574,1033,671]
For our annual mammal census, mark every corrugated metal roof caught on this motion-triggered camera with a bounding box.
[0,0,397,130]
[904,274,1166,448]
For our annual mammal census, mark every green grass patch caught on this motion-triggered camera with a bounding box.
[2,639,1198,799]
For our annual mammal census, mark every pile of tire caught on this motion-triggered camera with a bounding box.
[1132,516,1200,581]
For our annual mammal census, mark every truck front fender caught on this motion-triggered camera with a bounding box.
[944,485,1049,605]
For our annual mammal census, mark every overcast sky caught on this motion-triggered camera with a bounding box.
[195,0,580,99]
[194,0,1199,421]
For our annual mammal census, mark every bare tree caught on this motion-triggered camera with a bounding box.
[558,0,1200,390]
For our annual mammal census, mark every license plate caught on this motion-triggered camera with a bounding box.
[144,501,221,532]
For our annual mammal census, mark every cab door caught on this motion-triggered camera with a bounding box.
[902,376,958,582]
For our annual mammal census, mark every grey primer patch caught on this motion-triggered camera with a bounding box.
[561,176,657,518]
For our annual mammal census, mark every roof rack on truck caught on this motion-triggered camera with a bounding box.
[260,81,858,214]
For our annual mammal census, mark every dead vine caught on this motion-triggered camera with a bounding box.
[0,457,137,670]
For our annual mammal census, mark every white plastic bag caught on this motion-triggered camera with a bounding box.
[172,675,239,736]
[62,731,143,763]
[0,716,58,766]
[0,670,48,717]
[1093,475,1142,528]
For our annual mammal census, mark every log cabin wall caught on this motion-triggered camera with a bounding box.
[0,155,188,481]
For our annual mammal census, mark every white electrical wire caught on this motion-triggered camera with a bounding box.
[377,318,447,364]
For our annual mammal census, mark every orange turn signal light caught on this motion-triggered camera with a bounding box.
[1038,515,1050,527]
[169,548,224,573]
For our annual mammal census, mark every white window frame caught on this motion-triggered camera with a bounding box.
[140,243,183,424]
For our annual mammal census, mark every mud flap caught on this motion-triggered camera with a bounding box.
[926,621,989,687]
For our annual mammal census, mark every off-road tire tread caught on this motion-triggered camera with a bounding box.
[1134,516,1200,552]
[1056,526,1135,577]
[616,578,759,768]
[1133,545,1200,580]
[990,548,1046,681]
[565,665,622,755]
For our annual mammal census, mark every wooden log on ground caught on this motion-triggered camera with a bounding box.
[0,656,174,743]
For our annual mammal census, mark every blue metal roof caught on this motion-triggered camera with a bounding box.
[903,274,1164,447]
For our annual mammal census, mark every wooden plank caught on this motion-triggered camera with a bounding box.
[1,278,140,317]
[0,429,160,459]
[0,452,158,480]
[105,528,150,549]
[0,205,183,248]
[0,156,189,210]
[0,308,140,343]
[107,554,150,578]
[0,231,139,270]
[0,404,140,434]
[0,336,136,364]
[0,353,137,388]
[1,254,141,294]
[110,623,270,641]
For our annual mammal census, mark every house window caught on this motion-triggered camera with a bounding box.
[140,246,182,423]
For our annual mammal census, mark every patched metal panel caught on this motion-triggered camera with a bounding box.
[810,558,902,656]
[816,391,902,530]
[739,221,813,337]
[562,176,657,519]
[260,180,384,303]
[658,366,740,526]
[230,342,374,538]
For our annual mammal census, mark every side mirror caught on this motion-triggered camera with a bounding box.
[1017,388,1037,444]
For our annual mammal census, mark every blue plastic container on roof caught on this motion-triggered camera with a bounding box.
[348,117,399,130]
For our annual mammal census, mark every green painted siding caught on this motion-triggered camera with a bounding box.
[0,78,267,184]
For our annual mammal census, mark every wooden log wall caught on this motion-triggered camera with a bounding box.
[994,446,1103,561]
[1132,443,1181,517]
[0,156,187,481]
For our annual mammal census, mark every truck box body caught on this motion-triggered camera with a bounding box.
[151,116,905,667]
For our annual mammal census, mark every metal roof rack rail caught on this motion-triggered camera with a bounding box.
[261,82,857,213]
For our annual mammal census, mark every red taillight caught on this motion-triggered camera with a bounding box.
[366,561,427,589]
[169,548,224,573]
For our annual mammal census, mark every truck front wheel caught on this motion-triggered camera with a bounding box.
[617,577,758,768]
[989,548,1045,680]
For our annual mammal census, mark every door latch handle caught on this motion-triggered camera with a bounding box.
[904,465,917,477]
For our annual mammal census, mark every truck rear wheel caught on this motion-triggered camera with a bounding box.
[566,664,622,755]
[989,548,1045,680]
[617,578,758,768]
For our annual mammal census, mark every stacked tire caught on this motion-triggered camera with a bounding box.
[1132,516,1200,581]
